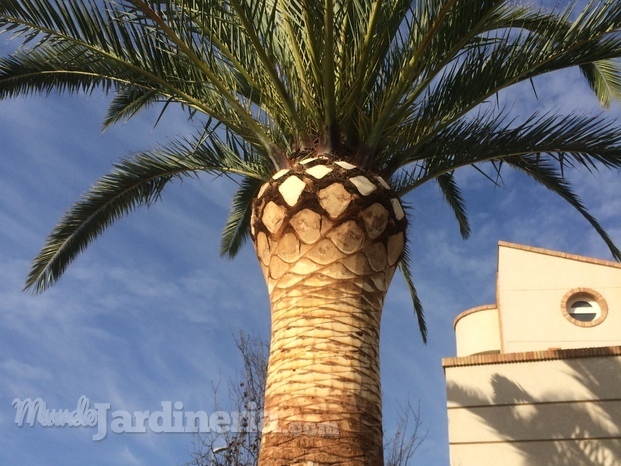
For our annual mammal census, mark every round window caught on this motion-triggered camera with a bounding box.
[561,289,608,327]
[567,299,599,322]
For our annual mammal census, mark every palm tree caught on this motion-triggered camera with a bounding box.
[2,0,621,463]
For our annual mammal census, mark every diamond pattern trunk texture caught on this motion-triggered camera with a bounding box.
[251,159,406,466]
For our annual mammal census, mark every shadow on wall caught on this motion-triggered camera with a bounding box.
[446,354,621,466]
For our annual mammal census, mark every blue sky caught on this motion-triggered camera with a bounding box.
[1,6,621,465]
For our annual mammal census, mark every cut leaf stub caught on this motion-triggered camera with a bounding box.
[250,160,407,252]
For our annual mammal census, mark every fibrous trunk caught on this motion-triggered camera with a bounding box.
[251,159,406,465]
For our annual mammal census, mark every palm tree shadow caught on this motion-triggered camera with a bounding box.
[446,354,621,465]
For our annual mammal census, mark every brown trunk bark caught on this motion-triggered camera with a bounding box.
[251,159,406,465]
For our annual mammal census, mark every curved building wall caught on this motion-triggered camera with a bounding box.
[454,305,501,357]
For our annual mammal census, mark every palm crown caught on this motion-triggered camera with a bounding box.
[3,0,621,329]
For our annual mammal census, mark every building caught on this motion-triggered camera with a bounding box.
[443,242,621,466]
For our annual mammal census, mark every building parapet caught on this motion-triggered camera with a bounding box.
[443,345,621,368]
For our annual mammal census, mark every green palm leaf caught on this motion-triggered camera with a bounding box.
[103,86,163,128]
[220,175,264,259]
[400,112,621,184]
[0,0,288,164]
[436,172,471,240]
[25,132,266,293]
[399,243,427,344]
[580,59,621,108]
[379,1,621,172]
[394,111,621,260]
[504,154,621,261]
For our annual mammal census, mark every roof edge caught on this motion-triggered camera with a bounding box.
[498,241,621,269]
[453,304,497,330]
[442,345,621,368]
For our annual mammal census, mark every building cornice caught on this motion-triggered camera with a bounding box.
[498,241,621,269]
[442,345,621,368]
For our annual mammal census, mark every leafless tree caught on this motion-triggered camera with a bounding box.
[188,332,267,466]
[384,401,427,466]
[188,332,424,465]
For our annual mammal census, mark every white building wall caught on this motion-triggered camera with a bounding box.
[496,243,621,353]
[444,243,621,466]
[445,350,621,466]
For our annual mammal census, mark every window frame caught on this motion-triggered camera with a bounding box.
[561,288,608,328]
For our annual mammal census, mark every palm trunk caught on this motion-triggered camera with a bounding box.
[251,159,406,465]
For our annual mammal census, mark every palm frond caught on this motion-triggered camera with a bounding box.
[220,176,264,259]
[393,110,621,259]
[0,0,286,166]
[25,132,266,293]
[506,154,621,261]
[337,0,413,150]
[134,0,299,145]
[0,2,210,115]
[103,86,162,128]
[399,111,621,187]
[580,59,621,108]
[436,172,471,239]
[0,41,116,98]
[367,0,505,152]
[486,2,621,108]
[229,0,303,135]
[398,244,427,343]
[378,0,621,173]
